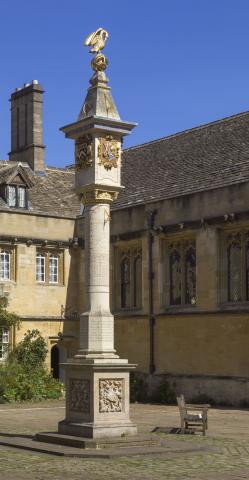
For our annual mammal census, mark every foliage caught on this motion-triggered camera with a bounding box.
[152,380,176,404]
[0,295,20,329]
[130,373,176,404]
[0,329,63,403]
[0,362,62,403]
[130,372,149,403]
[11,329,48,369]
[190,394,215,406]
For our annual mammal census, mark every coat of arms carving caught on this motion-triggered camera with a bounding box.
[75,134,93,170]
[99,379,123,413]
[98,135,120,170]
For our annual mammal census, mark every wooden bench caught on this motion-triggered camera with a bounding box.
[177,394,210,436]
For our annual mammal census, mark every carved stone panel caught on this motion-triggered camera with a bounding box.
[99,379,123,413]
[69,379,90,413]
[75,134,93,170]
[98,136,120,170]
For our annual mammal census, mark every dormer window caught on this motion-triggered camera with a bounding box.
[7,185,27,208]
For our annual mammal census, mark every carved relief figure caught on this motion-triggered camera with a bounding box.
[99,379,123,413]
[75,134,93,170]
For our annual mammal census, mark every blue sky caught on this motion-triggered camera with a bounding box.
[0,0,249,167]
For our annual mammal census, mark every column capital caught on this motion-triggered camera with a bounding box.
[81,189,118,205]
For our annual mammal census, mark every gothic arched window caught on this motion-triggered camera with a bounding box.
[185,246,196,305]
[134,255,142,308]
[227,234,242,302]
[169,249,182,305]
[121,257,130,308]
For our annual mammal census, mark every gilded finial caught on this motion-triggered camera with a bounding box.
[84,28,109,72]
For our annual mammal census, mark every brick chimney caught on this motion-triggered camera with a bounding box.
[9,80,45,174]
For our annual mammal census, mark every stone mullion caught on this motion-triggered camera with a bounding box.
[45,252,50,284]
[181,243,185,305]
[241,233,246,301]
[130,249,135,308]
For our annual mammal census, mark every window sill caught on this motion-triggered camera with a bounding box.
[114,307,144,316]
[36,282,64,287]
[219,302,249,312]
[0,279,16,284]
[161,304,197,314]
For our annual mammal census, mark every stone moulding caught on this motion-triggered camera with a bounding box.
[81,189,118,205]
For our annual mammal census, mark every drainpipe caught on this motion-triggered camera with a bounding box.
[147,209,157,374]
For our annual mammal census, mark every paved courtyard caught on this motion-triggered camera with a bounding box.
[1,400,249,479]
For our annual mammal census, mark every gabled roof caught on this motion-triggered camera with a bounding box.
[112,111,249,210]
[0,161,80,218]
[0,163,34,187]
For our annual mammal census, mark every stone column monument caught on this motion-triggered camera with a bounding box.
[58,28,137,438]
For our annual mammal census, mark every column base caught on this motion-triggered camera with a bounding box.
[58,358,137,439]
[58,420,137,439]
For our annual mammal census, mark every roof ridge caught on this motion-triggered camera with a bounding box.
[124,110,249,153]
[46,166,74,174]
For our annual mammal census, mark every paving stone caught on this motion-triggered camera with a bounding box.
[1,400,249,479]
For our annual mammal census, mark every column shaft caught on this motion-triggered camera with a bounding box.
[78,203,116,357]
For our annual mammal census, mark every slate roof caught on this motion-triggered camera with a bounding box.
[0,161,80,218]
[113,110,249,210]
[1,111,249,217]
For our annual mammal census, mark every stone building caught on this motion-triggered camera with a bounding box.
[1,80,249,404]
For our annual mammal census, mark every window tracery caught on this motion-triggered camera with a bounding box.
[168,239,196,306]
[224,231,249,303]
[116,245,142,310]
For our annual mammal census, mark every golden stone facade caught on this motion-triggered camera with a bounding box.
[1,79,249,406]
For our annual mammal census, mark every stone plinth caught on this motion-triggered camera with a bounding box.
[58,359,137,438]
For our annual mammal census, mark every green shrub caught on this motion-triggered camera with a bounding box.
[130,372,149,403]
[151,379,176,404]
[0,295,20,330]
[11,329,48,369]
[190,394,215,406]
[0,330,63,403]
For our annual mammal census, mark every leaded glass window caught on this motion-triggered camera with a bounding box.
[36,253,45,282]
[36,250,63,284]
[18,187,26,208]
[227,234,242,302]
[168,240,196,306]
[118,246,142,310]
[7,186,16,207]
[6,185,27,208]
[134,255,142,308]
[0,251,10,280]
[0,327,9,360]
[246,242,249,301]
[121,257,130,308]
[185,247,196,305]
[170,249,182,305]
[49,255,59,283]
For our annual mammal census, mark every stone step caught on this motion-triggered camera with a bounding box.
[35,432,161,450]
